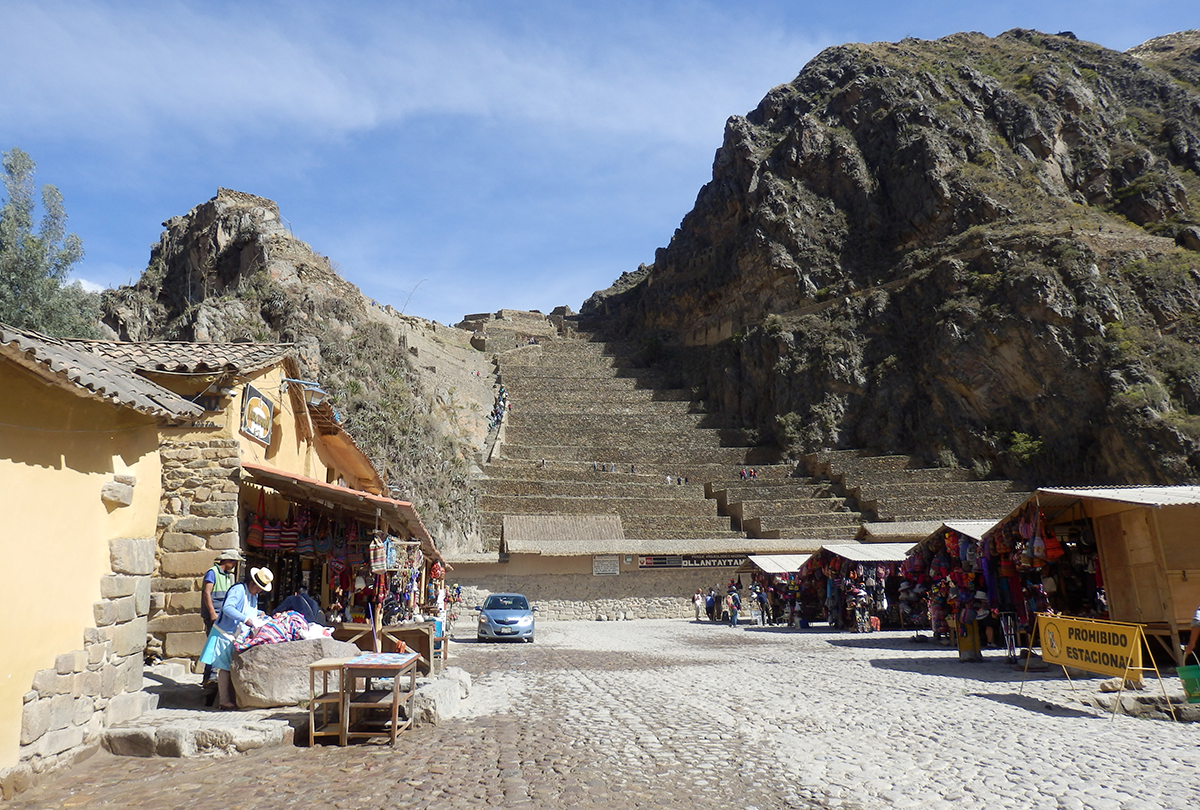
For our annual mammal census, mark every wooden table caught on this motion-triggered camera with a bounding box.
[332,622,435,674]
[340,652,420,746]
[308,656,353,746]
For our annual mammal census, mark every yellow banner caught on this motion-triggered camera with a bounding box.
[1037,614,1143,680]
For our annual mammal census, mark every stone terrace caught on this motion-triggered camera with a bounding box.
[477,332,799,549]
[805,449,1030,525]
[474,320,1031,552]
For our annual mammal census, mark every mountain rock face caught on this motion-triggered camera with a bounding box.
[585,29,1200,485]
[100,189,490,554]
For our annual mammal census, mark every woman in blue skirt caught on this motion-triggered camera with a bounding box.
[199,567,273,709]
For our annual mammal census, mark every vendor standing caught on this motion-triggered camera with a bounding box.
[199,566,274,710]
[200,550,243,685]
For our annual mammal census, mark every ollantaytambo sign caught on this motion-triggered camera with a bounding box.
[638,554,747,569]
[1037,613,1143,680]
[240,385,274,447]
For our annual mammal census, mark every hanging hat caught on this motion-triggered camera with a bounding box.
[974,590,988,601]
[215,549,244,562]
[899,581,912,590]
[250,567,274,592]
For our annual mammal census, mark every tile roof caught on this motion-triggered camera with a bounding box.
[71,339,294,375]
[0,323,204,422]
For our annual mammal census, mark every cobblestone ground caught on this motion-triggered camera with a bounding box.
[9,619,1200,809]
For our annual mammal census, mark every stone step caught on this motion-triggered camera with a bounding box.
[621,515,740,538]
[505,412,733,431]
[480,461,794,483]
[501,352,640,370]
[825,466,977,486]
[479,479,708,498]
[708,482,838,502]
[517,399,700,416]
[479,514,741,539]
[733,497,852,519]
[850,479,1026,503]
[480,495,720,517]
[501,365,667,382]
[509,388,695,404]
[807,451,922,478]
[499,444,775,465]
[752,524,862,542]
[877,492,1029,522]
[744,512,866,533]
[502,426,751,449]
[500,374,668,393]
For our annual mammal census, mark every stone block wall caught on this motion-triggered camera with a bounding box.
[3,537,157,799]
[147,439,242,668]
[453,567,743,623]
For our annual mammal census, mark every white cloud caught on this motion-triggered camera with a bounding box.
[73,277,106,294]
[0,1,821,151]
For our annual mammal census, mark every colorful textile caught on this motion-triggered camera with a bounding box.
[234,611,310,651]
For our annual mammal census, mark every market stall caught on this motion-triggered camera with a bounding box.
[238,462,447,660]
[797,543,915,631]
[982,487,1200,665]
[742,554,812,626]
[900,521,999,645]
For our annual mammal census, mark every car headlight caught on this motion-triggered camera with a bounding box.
[517,615,533,626]
[478,613,488,624]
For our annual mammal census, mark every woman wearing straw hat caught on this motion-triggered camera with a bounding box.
[199,566,274,710]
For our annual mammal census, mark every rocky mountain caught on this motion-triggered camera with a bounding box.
[584,29,1200,485]
[100,189,492,554]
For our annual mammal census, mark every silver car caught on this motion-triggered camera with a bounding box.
[475,593,537,642]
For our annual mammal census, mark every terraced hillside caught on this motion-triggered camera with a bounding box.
[475,324,878,551]
[472,316,1032,553]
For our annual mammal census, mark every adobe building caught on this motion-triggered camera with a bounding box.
[0,325,202,795]
[0,325,435,797]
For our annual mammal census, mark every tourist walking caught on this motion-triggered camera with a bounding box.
[755,585,770,626]
[705,589,716,622]
[726,587,741,627]
[692,589,704,621]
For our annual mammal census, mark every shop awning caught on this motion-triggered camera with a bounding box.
[1039,485,1200,508]
[820,542,915,562]
[747,554,811,574]
[983,485,1200,545]
[240,461,437,559]
[942,520,997,540]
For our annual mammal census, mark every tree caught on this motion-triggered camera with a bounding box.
[0,147,98,337]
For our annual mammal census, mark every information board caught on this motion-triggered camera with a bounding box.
[592,555,620,576]
[1037,613,1143,681]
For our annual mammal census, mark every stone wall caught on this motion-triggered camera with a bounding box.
[147,439,242,668]
[2,537,157,800]
[453,567,743,622]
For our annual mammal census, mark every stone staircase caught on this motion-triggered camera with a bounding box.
[477,331,791,549]
[472,316,1032,552]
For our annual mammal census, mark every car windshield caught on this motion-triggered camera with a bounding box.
[484,595,529,611]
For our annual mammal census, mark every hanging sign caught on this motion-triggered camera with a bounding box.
[240,384,274,447]
[1037,613,1143,680]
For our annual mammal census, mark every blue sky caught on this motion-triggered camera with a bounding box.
[2,1,1195,327]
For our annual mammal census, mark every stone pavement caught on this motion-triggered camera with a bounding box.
[7,620,1200,809]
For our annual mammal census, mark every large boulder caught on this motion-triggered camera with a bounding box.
[231,638,360,709]
[412,667,472,727]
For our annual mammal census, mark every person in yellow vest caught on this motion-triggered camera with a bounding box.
[201,550,243,686]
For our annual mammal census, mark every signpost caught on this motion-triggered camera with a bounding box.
[1024,613,1176,721]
